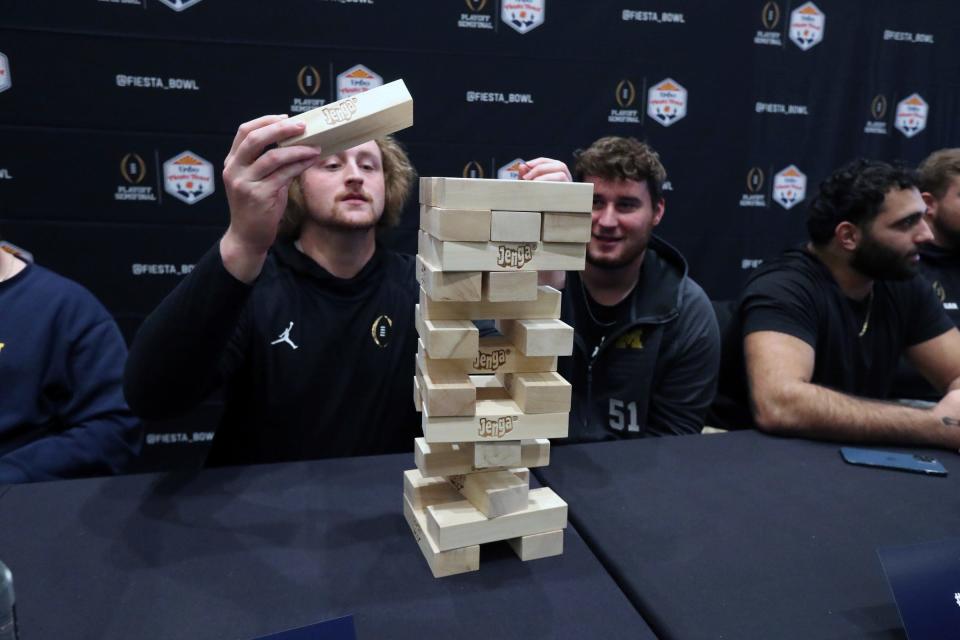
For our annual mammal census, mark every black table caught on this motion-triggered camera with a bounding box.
[0,452,653,640]
[537,431,960,640]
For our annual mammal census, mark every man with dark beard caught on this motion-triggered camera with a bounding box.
[541,136,720,441]
[711,159,960,450]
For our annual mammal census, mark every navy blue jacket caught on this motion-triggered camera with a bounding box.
[0,263,141,483]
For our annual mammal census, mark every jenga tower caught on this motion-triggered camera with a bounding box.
[403,176,594,577]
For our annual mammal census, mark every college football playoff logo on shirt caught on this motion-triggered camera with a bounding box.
[163,151,215,205]
[773,165,806,210]
[502,0,545,34]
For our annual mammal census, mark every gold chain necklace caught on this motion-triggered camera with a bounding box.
[858,289,874,338]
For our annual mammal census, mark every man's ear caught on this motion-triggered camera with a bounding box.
[921,191,937,217]
[835,221,860,251]
[651,198,666,227]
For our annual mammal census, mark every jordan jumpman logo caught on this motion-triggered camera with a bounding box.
[271,321,299,350]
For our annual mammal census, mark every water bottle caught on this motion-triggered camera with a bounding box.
[0,560,18,640]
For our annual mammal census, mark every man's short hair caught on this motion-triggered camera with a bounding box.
[807,158,918,245]
[573,136,667,204]
[917,148,960,200]
[280,135,416,238]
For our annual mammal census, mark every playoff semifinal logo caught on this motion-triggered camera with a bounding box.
[163,151,214,205]
[463,161,485,178]
[156,0,204,11]
[894,93,928,138]
[0,52,11,94]
[336,64,382,100]
[647,79,688,127]
[502,0,545,34]
[789,2,825,50]
[773,165,806,210]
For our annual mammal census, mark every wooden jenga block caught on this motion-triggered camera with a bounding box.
[496,319,574,357]
[416,350,475,417]
[413,375,423,412]
[447,469,529,518]
[508,530,564,561]
[542,211,592,243]
[490,210,541,242]
[280,79,413,155]
[473,441,522,469]
[418,336,557,378]
[416,255,481,302]
[403,468,462,511]
[426,487,568,551]
[420,233,585,272]
[415,304,478,359]
[482,271,538,302]
[415,438,550,477]
[403,496,480,578]
[420,177,593,213]
[420,205,491,241]
[498,372,572,414]
[422,398,568,443]
[419,286,561,321]
[510,468,531,483]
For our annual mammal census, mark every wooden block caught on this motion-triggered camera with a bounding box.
[490,210,541,242]
[447,470,529,518]
[419,286,561,321]
[403,495,480,578]
[498,371,572,414]
[422,399,568,443]
[418,336,557,378]
[421,233,586,272]
[416,255,481,302]
[415,438,550,477]
[416,351,476,417]
[496,319,574,357]
[542,211,592,243]
[420,205,491,241]
[415,304,478,359]
[413,375,423,412]
[473,441,522,469]
[482,271,538,302]
[403,468,462,511]
[508,529,564,561]
[280,79,413,155]
[426,487,568,551]
[421,177,593,213]
[510,468,531,483]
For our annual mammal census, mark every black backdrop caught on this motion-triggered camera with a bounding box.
[2,0,958,467]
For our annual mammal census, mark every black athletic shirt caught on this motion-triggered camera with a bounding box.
[711,247,954,429]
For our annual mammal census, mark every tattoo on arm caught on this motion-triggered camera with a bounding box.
[942,417,960,427]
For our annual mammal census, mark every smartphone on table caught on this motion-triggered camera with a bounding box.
[840,447,947,476]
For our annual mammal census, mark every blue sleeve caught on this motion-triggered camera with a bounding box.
[0,317,141,483]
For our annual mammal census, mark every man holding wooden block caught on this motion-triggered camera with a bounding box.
[125,83,425,465]
[532,136,720,439]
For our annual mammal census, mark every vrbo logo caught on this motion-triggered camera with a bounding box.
[478,416,517,438]
[473,348,509,371]
[320,97,359,125]
[497,244,535,268]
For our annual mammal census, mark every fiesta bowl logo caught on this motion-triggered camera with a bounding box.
[157,0,203,11]
[647,78,688,127]
[773,165,806,210]
[615,79,636,108]
[895,93,928,138]
[790,2,825,50]
[502,0,545,34]
[297,65,321,96]
[120,153,147,184]
[497,158,524,180]
[463,161,485,178]
[336,64,382,100]
[163,151,214,205]
[0,53,10,94]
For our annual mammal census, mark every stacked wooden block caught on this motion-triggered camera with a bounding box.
[403,176,594,577]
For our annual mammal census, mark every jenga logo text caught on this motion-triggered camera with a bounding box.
[473,348,509,371]
[497,244,535,268]
[478,416,517,439]
[321,97,360,125]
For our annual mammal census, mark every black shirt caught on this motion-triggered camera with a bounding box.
[711,247,954,429]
